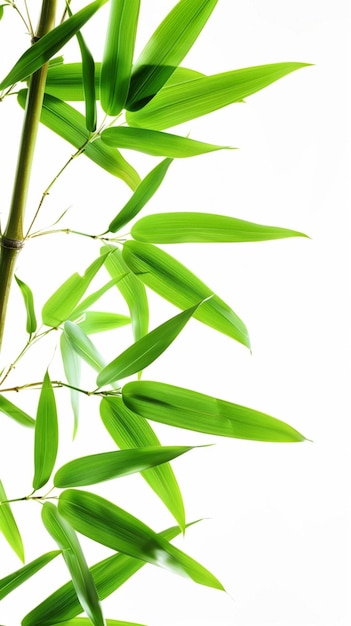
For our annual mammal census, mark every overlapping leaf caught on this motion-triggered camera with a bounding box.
[32,372,58,490]
[60,332,81,438]
[0,480,24,563]
[0,551,60,601]
[15,275,37,334]
[78,311,130,334]
[68,276,128,321]
[0,395,35,427]
[63,321,106,373]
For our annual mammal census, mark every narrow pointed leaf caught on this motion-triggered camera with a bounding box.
[131,212,309,243]
[60,333,81,438]
[15,275,37,334]
[0,395,34,427]
[108,158,172,233]
[123,381,306,442]
[78,312,130,334]
[0,0,108,90]
[127,62,310,129]
[17,91,140,190]
[68,276,128,321]
[63,321,106,373]
[0,551,60,601]
[122,240,250,347]
[127,0,218,110]
[42,503,105,626]
[32,372,58,490]
[0,480,24,563]
[100,0,140,115]
[59,489,224,590]
[101,396,186,530]
[97,302,201,386]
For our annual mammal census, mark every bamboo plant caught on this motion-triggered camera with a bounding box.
[0,1,310,624]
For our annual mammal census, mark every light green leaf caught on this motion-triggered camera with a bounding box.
[32,372,58,490]
[131,212,309,243]
[63,321,106,373]
[108,158,172,233]
[101,396,186,531]
[122,240,250,348]
[51,620,145,626]
[127,0,218,110]
[97,302,201,386]
[126,62,310,129]
[0,6,4,21]
[0,551,61,601]
[100,0,140,115]
[15,275,37,334]
[42,503,104,626]
[68,276,128,321]
[123,380,306,442]
[60,333,81,438]
[59,489,224,590]
[0,0,108,90]
[0,480,24,563]
[17,91,140,190]
[0,394,35,427]
[78,311,130,334]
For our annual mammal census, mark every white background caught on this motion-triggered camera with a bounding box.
[0,1,350,625]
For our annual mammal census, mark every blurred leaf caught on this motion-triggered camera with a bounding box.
[68,276,128,321]
[51,620,145,626]
[97,302,201,386]
[0,550,61,601]
[131,212,309,243]
[0,0,108,90]
[60,333,81,438]
[63,321,106,373]
[59,489,224,590]
[0,395,34,427]
[32,372,58,490]
[108,158,172,233]
[126,62,310,129]
[100,0,140,115]
[42,503,104,626]
[122,240,250,348]
[78,311,130,334]
[123,380,306,442]
[101,397,186,530]
[0,480,24,563]
[127,0,218,110]
[15,275,37,335]
[17,91,140,190]
[0,6,4,21]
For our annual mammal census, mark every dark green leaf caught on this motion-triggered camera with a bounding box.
[123,380,306,442]
[127,0,218,110]
[51,620,145,626]
[0,551,60,601]
[122,240,250,348]
[60,333,81,438]
[0,480,24,562]
[0,6,4,21]
[78,311,130,334]
[63,321,106,373]
[15,275,37,334]
[32,371,58,490]
[0,395,35,427]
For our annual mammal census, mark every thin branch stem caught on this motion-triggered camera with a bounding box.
[0,380,122,396]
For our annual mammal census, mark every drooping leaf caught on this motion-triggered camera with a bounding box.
[0,551,61,601]
[14,275,37,334]
[100,0,140,115]
[0,480,24,563]
[78,311,130,334]
[60,332,81,438]
[68,276,128,321]
[42,503,105,626]
[107,158,172,233]
[59,489,224,590]
[101,396,186,530]
[97,302,201,386]
[0,395,35,427]
[17,91,140,190]
[0,0,108,90]
[126,62,310,129]
[123,380,306,442]
[131,212,309,243]
[126,0,218,110]
[63,321,106,373]
[122,240,250,348]
[32,371,58,490]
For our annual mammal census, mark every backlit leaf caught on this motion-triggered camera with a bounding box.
[0,480,24,563]
[68,276,128,321]
[63,321,106,373]
[15,275,37,334]
[0,395,35,427]
[78,311,130,334]
[32,371,58,490]
[60,332,81,438]
[0,551,60,601]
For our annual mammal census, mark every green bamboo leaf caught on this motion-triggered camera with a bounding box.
[78,311,130,334]
[32,372,58,491]
[108,158,172,233]
[101,396,186,531]
[68,276,128,321]
[97,302,202,387]
[0,395,35,427]
[126,62,310,129]
[22,522,186,625]
[42,503,105,626]
[17,91,140,190]
[0,480,24,563]
[131,212,309,243]
[59,489,224,590]
[15,275,37,334]
[63,321,106,373]
[54,446,192,488]
[127,0,218,110]
[42,254,108,327]
[122,240,250,348]
[0,550,61,601]
[0,6,4,21]
[123,380,306,442]
[0,0,108,90]
[60,333,81,438]
[51,620,145,626]
[102,246,149,342]
[100,0,140,115]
